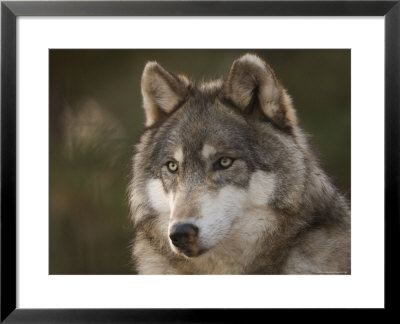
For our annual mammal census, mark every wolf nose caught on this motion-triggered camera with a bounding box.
[169,223,199,247]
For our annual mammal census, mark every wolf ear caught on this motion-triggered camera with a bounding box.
[224,54,297,132]
[141,62,189,127]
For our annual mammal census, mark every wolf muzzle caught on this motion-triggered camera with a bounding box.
[169,223,200,257]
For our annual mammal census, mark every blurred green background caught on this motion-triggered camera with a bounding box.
[49,50,350,274]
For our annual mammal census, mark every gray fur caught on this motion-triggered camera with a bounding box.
[129,54,350,274]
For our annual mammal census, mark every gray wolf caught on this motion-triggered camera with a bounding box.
[129,54,350,274]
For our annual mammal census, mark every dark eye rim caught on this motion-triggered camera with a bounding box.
[214,157,235,170]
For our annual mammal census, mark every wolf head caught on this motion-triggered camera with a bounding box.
[130,54,310,258]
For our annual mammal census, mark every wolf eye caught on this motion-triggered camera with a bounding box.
[166,161,179,173]
[218,157,234,169]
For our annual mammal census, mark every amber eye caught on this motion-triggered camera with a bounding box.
[219,157,233,169]
[166,161,179,173]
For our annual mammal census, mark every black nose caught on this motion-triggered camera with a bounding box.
[169,223,199,248]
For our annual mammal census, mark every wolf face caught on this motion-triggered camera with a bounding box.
[131,54,306,256]
[130,54,350,274]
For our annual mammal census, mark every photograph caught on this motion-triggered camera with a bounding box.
[49,49,351,275]
[3,0,398,319]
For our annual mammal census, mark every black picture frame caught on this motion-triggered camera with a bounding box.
[1,1,399,322]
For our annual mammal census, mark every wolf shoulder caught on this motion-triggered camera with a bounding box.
[282,205,351,275]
